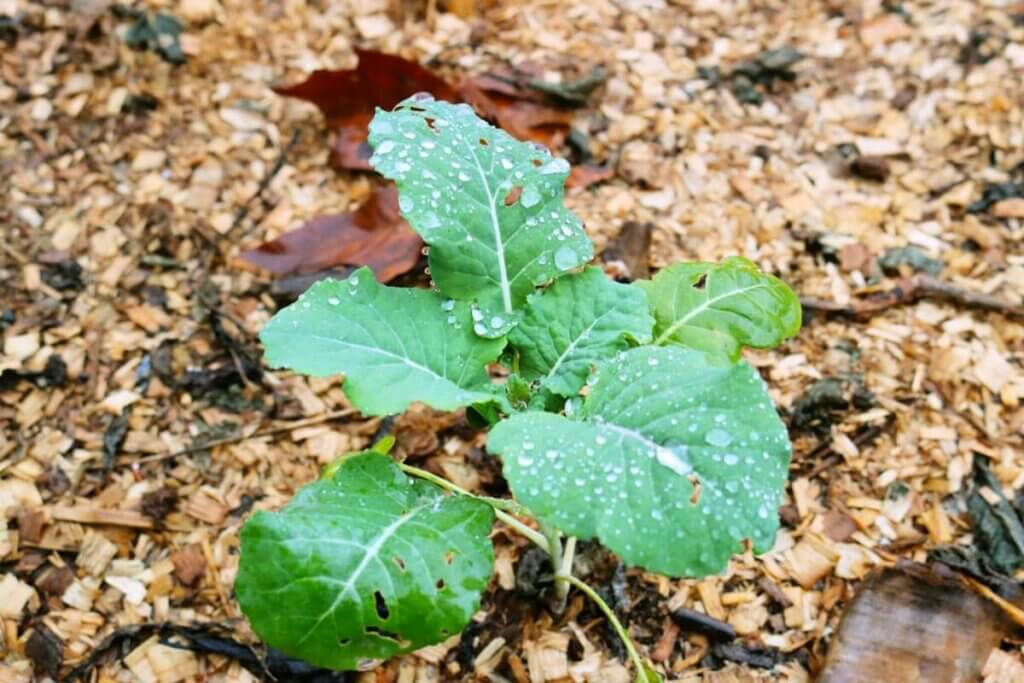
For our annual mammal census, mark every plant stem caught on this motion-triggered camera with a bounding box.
[399,463,549,552]
[556,572,650,683]
[539,522,566,611]
[401,463,649,680]
[558,537,577,592]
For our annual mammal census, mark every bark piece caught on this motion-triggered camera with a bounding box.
[819,566,1010,683]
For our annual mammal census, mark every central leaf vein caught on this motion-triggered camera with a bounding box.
[654,283,768,345]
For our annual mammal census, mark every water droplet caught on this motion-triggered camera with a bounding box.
[500,158,513,170]
[473,322,486,335]
[410,91,434,102]
[523,441,534,450]
[705,428,732,447]
[471,308,483,322]
[399,195,414,212]
[395,161,411,173]
[520,185,541,208]
[517,456,534,467]
[723,453,739,466]
[540,158,570,175]
[420,212,440,230]
[595,435,607,446]
[421,140,436,150]
[376,140,395,154]
[457,171,471,182]
[441,299,455,311]
[545,449,558,460]
[554,245,578,271]
[647,356,658,366]
[327,297,340,306]
[490,316,504,329]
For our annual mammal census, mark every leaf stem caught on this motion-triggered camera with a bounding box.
[555,572,651,683]
[400,463,650,680]
[539,522,565,610]
[399,462,549,552]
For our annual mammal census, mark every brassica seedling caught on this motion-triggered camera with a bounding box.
[235,97,801,681]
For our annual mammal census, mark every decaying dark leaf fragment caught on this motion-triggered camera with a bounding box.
[238,185,422,282]
[273,49,458,170]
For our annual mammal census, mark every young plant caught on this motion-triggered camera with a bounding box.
[235,97,801,679]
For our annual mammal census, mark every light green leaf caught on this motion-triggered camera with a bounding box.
[488,346,790,577]
[638,257,801,362]
[236,452,495,670]
[509,267,653,396]
[260,267,505,416]
[367,97,594,332]
[636,664,663,683]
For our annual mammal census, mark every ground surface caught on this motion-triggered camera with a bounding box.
[3,0,1024,681]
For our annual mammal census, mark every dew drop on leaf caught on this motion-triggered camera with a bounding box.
[520,185,541,208]
[705,428,732,447]
[328,297,340,306]
[421,212,440,229]
[540,158,570,175]
[554,245,578,271]
[399,196,414,212]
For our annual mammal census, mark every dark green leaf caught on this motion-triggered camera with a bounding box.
[489,346,790,577]
[236,453,495,670]
[509,267,653,396]
[260,267,505,416]
[368,97,593,334]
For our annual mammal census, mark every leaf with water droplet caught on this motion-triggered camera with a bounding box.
[638,257,801,363]
[509,267,653,396]
[236,452,494,669]
[368,98,594,335]
[261,267,505,416]
[488,346,790,576]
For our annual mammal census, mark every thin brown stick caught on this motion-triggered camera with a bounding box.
[801,275,1024,321]
[120,408,357,466]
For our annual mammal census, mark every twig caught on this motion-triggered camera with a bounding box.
[120,408,357,466]
[801,274,1024,321]
[801,418,893,478]
[226,128,301,240]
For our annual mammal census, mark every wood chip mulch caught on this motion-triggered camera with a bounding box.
[3,0,1024,681]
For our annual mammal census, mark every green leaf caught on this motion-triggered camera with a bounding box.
[367,97,594,332]
[509,267,653,396]
[636,663,663,683]
[260,267,505,416]
[488,346,790,577]
[638,257,801,362]
[236,452,495,670]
